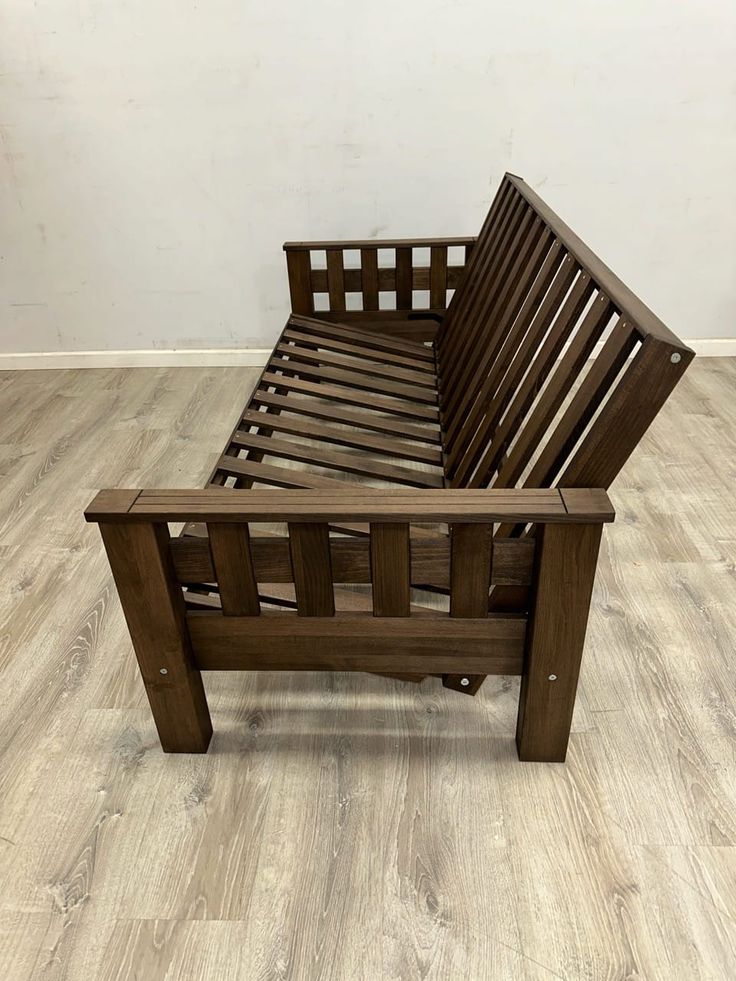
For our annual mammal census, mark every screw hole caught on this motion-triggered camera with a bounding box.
[548,674,557,682]
[159,668,168,675]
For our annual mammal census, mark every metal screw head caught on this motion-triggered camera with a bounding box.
[670,352,682,364]
[548,674,557,682]
[159,668,168,675]
[460,677,470,687]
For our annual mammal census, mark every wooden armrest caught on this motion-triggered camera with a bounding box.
[85,487,615,525]
[283,236,477,251]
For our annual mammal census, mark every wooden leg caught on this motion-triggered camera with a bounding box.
[99,522,213,753]
[516,522,603,762]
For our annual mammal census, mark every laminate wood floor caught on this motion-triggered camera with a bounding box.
[0,360,734,980]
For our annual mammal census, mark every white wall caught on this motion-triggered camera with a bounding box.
[2,1,735,356]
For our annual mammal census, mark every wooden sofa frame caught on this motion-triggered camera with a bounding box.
[86,173,694,761]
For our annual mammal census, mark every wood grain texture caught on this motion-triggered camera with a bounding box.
[1,361,735,979]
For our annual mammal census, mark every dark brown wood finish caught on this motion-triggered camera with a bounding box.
[98,521,212,753]
[516,521,603,761]
[88,172,693,761]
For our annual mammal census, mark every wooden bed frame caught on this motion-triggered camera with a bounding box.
[86,173,694,761]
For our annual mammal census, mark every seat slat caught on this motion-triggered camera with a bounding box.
[258,372,439,422]
[229,430,444,488]
[271,355,437,404]
[275,341,436,388]
[240,408,443,466]
[250,390,440,443]
[289,315,435,361]
[283,326,436,373]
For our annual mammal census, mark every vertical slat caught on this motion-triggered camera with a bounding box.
[395,247,413,309]
[326,249,346,312]
[516,521,603,762]
[450,523,492,617]
[370,523,410,616]
[99,522,212,753]
[429,245,448,309]
[285,250,314,315]
[360,247,379,310]
[208,523,260,616]
[289,523,334,616]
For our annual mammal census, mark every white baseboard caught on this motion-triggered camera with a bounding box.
[0,338,732,371]
[0,348,272,370]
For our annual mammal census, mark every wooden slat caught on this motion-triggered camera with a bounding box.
[214,455,353,489]
[441,189,525,367]
[250,390,440,443]
[444,203,537,394]
[258,372,439,421]
[274,341,436,388]
[448,252,579,484]
[395,247,413,308]
[467,270,596,488]
[493,294,615,488]
[285,250,314,315]
[370,523,410,616]
[429,246,448,309]
[229,429,444,488]
[187,611,526,675]
[207,523,260,616]
[239,408,443,466]
[288,315,435,361]
[326,249,346,312]
[360,247,379,310]
[87,487,614,525]
[450,524,492,618]
[441,216,551,426]
[289,523,334,616]
[170,535,536,589]
[438,180,516,356]
[524,322,639,489]
[271,355,438,404]
[283,326,436,373]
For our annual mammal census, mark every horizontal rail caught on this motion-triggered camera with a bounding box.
[284,236,477,251]
[187,611,526,674]
[507,174,693,353]
[85,487,615,524]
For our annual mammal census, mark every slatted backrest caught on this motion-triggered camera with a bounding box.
[435,174,694,497]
